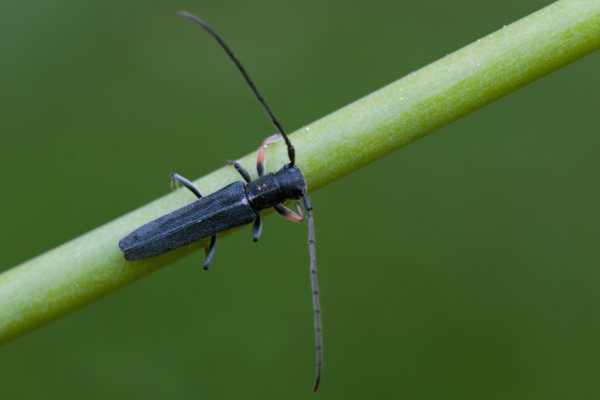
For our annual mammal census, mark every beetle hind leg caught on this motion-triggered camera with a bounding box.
[226,160,252,183]
[227,161,265,243]
[170,172,203,198]
[171,172,219,270]
[203,235,217,270]
[252,215,263,242]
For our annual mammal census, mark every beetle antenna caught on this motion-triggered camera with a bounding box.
[177,11,296,166]
[302,193,323,391]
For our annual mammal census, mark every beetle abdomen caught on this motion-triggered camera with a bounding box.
[119,181,256,260]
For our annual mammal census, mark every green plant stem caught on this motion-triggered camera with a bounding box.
[1,0,599,345]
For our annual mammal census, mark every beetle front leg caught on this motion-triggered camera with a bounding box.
[171,172,219,270]
[256,134,283,177]
[274,202,304,223]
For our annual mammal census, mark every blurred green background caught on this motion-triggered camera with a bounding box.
[1,0,599,398]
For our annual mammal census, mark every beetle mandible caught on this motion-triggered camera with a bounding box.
[118,11,323,392]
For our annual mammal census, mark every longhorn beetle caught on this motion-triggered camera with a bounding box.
[119,11,323,391]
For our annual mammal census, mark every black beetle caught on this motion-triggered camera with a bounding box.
[119,12,323,392]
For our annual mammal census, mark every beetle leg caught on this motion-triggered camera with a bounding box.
[274,202,304,223]
[227,161,265,243]
[171,173,218,270]
[203,235,217,270]
[252,214,263,242]
[171,172,203,198]
[226,160,252,183]
[256,134,283,177]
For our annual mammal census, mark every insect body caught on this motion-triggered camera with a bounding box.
[119,12,323,392]
[120,154,306,263]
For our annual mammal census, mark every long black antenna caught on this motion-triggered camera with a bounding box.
[302,193,323,392]
[177,11,296,166]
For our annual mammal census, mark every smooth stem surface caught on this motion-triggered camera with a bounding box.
[1,0,600,345]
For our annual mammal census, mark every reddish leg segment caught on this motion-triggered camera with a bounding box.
[256,135,305,223]
[274,203,304,223]
[256,134,283,177]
